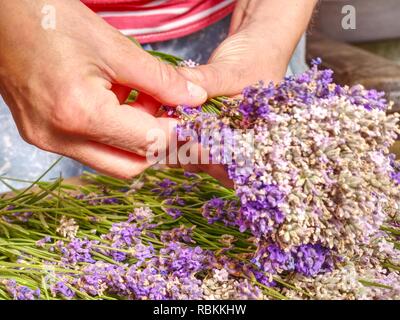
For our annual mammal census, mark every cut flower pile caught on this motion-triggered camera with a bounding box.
[0,57,399,300]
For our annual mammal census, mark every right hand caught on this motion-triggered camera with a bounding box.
[0,0,208,179]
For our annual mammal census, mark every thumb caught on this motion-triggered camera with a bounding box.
[178,31,286,98]
[178,62,244,98]
[108,41,208,106]
[178,33,255,97]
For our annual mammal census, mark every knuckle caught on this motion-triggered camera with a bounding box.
[19,129,35,146]
[35,140,55,153]
[156,63,178,93]
[213,63,244,95]
[158,63,174,85]
[20,128,54,152]
[50,86,91,135]
[139,125,166,156]
[179,66,206,86]
[207,64,224,90]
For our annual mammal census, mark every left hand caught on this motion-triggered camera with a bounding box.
[176,0,317,186]
[179,0,317,97]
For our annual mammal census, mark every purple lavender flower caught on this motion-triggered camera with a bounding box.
[158,242,208,278]
[252,242,333,277]
[239,81,275,122]
[182,182,198,192]
[202,198,226,224]
[152,178,177,197]
[36,236,51,248]
[389,154,400,185]
[13,211,34,222]
[3,208,34,223]
[57,238,97,265]
[179,105,202,116]
[202,198,240,227]
[348,85,387,111]
[50,281,75,299]
[160,225,195,244]
[132,242,155,263]
[252,244,294,274]
[102,197,120,205]
[4,280,40,300]
[100,220,144,261]
[183,171,197,179]
[102,221,141,248]
[164,196,185,219]
[126,265,203,300]
[235,279,264,300]
[236,183,286,237]
[293,244,334,277]
[76,262,127,296]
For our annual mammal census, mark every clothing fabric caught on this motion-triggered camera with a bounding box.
[82,0,235,43]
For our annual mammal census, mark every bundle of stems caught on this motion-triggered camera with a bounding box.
[0,157,398,300]
[0,48,398,300]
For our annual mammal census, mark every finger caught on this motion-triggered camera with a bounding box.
[178,31,253,97]
[111,84,132,104]
[197,164,233,189]
[106,38,208,106]
[229,0,249,35]
[183,163,233,189]
[189,144,233,188]
[179,61,245,98]
[131,92,162,116]
[168,140,233,188]
[85,100,178,158]
[58,139,153,179]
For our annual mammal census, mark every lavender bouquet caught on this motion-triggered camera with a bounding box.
[176,58,400,298]
[0,56,399,300]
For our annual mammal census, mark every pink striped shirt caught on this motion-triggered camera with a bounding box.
[82,0,236,43]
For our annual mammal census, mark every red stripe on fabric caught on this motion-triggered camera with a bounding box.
[82,0,235,44]
[83,0,152,5]
[101,0,229,29]
[84,0,199,11]
[134,3,234,43]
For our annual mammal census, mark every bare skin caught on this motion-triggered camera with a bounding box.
[0,0,317,185]
[180,0,318,185]
[180,0,318,97]
[0,0,207,179]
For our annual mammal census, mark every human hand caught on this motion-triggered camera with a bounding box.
[174,0,317,187]
[0,0,208,179]
[179,0,317,97]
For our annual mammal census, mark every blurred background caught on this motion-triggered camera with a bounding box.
[309,0,400,110]
[308,0,400,157]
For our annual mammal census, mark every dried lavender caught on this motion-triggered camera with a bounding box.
[2,280,40,300]
[0,57,399,300]
[177,59,400,281]
[56,216,79,239]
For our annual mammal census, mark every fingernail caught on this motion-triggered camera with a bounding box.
[187,81,207,101]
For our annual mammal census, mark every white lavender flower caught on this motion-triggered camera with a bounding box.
[56,216,79,239]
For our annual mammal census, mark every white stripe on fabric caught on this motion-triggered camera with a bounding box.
[118,0,234,35]
[142,0,169,7]
[98,7,189,17]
